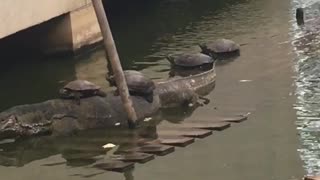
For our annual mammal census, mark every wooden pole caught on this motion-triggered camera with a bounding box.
[92,0,138,128]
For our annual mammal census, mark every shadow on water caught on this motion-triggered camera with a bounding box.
[0,55,78,111]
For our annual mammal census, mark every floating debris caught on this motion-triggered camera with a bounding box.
[241,112,251,117]
[188,103,194,107]
[239,79,252,83]
[115,122,121,126]
[103,143,116,149]
[144,117,152,122]
[96,113,249,172]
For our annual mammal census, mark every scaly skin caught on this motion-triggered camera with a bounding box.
[0,68,216,139]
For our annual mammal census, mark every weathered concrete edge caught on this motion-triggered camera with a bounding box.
[0,0,91,39]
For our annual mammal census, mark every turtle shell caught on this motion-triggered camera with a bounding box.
[168,53,214,67]
[124,70,155,94]
[107,70,155,94]
[201,39,240,53]
[63,80,101,91]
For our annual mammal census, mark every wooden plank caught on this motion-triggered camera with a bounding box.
[147,136,195,147]
[123,145,175,156]
[219,116,248,123]
[159,137,195,147]
[162,122,231,131]
[111,152,155,163]
[187,113,249,123]
[42,162,66,167]
[158,129,212,138]
[184,122,231,131]
[93,161,134,172]
[138,145,175,156]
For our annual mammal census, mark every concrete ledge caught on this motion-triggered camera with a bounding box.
[71,4,103,51]
[42,3,102,55]
[0,0,91,39]
[0,1,102,57]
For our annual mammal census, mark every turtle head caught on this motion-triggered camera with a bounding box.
[166,55,175,64]
[59,88,72,99]
[296,8,304,25]
[59,88,67,95]
[198,43,206,51]
[199,43,213,57]
[106,74,116,87]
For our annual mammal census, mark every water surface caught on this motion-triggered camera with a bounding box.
[0,0,306,179]
[291,0,320,176]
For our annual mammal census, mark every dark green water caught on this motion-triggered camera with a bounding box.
[0,0,307,179]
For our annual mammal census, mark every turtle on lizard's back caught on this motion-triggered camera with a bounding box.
[59,80,106,104]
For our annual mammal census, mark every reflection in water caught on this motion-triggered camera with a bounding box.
[0,0,307,179]
[74,49,111,90]
[0,105,199,179]
[124,170,134,180]
[291,0,320,175]
[0,0,245,111]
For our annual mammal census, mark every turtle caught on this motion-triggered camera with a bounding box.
[59,80,106,105]
[166,53,214,68]
[106,70,156,103]
[199,39,240,59]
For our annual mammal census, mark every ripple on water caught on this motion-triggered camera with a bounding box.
[292,0,320,175]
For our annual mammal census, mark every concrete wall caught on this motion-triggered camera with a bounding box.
[0,0,92,39]
[40,4,102,54]
[0,0,103,55]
